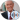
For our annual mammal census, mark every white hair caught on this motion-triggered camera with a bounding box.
[5,0,14,5]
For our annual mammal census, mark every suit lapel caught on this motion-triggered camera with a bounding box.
[5,11,8,19]
[4,11,8,20]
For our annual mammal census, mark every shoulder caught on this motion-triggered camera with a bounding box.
[1,11,7,16]
[1,11,6,14]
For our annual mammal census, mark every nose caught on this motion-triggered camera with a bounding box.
[9,5,11,7]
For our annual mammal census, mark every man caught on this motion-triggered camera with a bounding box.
[1,0,19,19]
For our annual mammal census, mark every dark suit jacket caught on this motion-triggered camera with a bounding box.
[1,10,15,19]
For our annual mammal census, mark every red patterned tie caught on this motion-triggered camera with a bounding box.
[9,13,12,19]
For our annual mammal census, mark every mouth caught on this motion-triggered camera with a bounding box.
[8,8,12,9]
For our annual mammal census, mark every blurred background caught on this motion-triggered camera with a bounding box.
[0,0,20,13]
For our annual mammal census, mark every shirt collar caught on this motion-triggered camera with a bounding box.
[8,10,13,14]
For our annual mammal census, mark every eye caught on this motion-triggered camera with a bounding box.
[10,4,11,5]
[10,4,12,5]
[7,5,8,6]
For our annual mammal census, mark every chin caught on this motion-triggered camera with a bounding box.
[9,10,12,11]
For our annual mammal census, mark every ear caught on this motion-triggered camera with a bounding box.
[13,3,14,7]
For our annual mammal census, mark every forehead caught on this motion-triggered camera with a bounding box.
[6,1,13,4]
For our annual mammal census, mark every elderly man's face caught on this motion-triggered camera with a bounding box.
[5,1,14,11]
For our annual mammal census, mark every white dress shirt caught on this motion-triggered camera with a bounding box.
[8,11,13,19]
